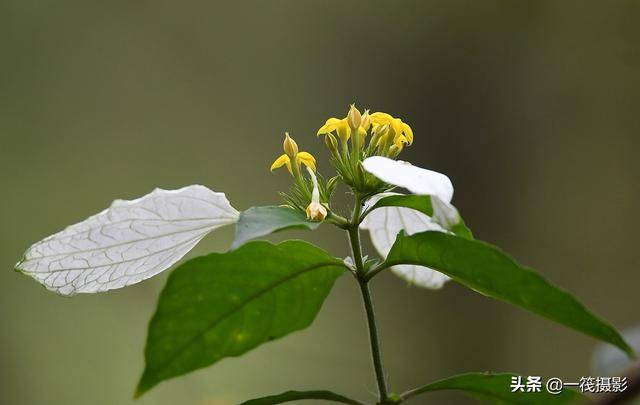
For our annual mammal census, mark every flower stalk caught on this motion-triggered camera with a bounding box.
[346,192,394,404]
[358,280,391,404]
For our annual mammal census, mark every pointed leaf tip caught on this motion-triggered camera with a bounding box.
[402,372,588,404]
[384,231,634,357]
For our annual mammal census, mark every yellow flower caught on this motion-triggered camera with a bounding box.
[270,151,316,173]
[271,132,316,174]
[317,117,351,143]
[370,112,413,146]
[317,105,369,145]
[394,134,409,149]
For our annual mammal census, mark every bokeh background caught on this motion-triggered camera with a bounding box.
[1,1,639,404]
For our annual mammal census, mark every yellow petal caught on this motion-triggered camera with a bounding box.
[336,120,351,142]
[394,134,408,149]
[401,121,413,145]
[270,154,291,171]
[370,112,394,125]
[296,151,316,171]
[317,118,342,136]
[391,118,404,138]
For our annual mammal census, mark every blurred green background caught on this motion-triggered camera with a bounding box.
[1,1,639,404]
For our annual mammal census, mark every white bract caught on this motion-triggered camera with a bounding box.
[361,157,461,289]
[362,156,454,203]
[15,185,239,296]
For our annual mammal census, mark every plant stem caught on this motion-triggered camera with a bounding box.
[347,228,365,276]
[346,193,390,403]
[347,194,365,275]
[358,279,389,403]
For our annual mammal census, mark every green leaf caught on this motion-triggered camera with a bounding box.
[367,194,473,239]
[382,231,634,357]
[240,390,365,405]
[401,372,588,404]
[368,194,435,215]
[232,206,320,249]
[136,240,346,396]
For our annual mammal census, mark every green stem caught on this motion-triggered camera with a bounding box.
[347,194,365,275]
[346,193,390,403]
[341,138,350,158]
[358,280,389,403]
[290,159,309,198]
[347,232,365,278]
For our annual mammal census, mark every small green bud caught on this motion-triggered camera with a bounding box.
[388,144,401,158]
[324,132,339,155]
[326,176,339,194]
[367,123,387,155]
[373,123,389,143]
[356,161,367,183]
[373,123,389,140]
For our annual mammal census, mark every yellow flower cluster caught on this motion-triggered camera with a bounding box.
[268,105,415,221]
[317,105,413,155]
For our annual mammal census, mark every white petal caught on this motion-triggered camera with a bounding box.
[16,185,239,296]
[362,156,454,203]
[361,193,450,289]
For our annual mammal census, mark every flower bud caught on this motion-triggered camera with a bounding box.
[374,123,389,138]
[306,201,328,221]
[283,132,299,159]
[326,176,338,193]
[368,124,388,153]
[324,133,339,155]
[361,110,371,131]
[356,161,367,183]
[388,144,401,158]
[305,167,327,221]
[347,104,362,130]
